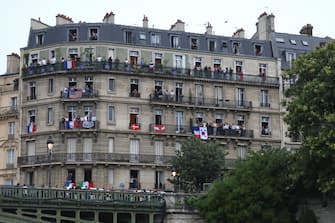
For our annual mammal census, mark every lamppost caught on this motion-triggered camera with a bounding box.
[47,136,54,188]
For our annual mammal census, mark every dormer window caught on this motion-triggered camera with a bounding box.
[171,36,180,48]
[191,38,198,50]
[232,42,240,54]
[36,33,45,46]
[125,31,134,44]
[68,29,78,41]
[89,28,98,40]
[221,41,228,50]
[289,39,297,45]
[301,40,308,46]
[139,32,146,40]
[151,33,161,46]
[208,40,216,52]
[255,44,262,56]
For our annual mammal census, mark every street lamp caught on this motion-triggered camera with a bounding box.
[47,136,54,188]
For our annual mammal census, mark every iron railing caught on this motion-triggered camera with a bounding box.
[59,120,99,130]
[22,61,279,85]
[18,153,175,166]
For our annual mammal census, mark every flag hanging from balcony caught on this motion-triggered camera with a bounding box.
[200,126,208,140]
[69,88,82,99]
[27,122,36,133]
[154,124,166,133]
[193,126,200,138]
[131,123,140,130]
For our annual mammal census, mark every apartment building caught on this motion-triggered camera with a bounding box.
[17,12,281,189]
[0,53,20,185]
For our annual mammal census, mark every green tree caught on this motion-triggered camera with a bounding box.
[284,41,335,194]
[197,149,297,223]
[170,138,225,192]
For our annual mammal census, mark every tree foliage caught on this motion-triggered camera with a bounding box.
[170,138,225,192]
[284,41,335,193]
[196,149,297,223]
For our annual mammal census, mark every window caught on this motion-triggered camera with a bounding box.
[154,81,163,97]
[84,169,92,182]
[155,141,164,163]
[67,138,77,161]
[8,122,15,138]
[129,108,140,130]
[237,88,245,107]
[260,90,269,107]
[27,110,36,133]
[68,29,78,41]
[151,33,161,46]
[194,57,202,69]
[238,145,247,159]
[154,53,163,67]
[68,48,79,59]
[67,106,77,121]
[233,42,240,54]
[155,171,164,190]
[108,106,115,122]
[195,84,204,105]
[208,40,216,51]
[213,59,221,71]
[36,33,45,45]
[175,82,183,103]
[261,116,270,135]
[302,40,309,46]
[125,31,134,44]
[175,111,184,133]
[236,115,245,126]
[175,142,182,155]
[195,112,204,125]
[27,141,36,164]
[259,63,267,79]
[108,138,114,153]
[83,138,93,161]
[215,86,224,106]
[130,79,139,97]
[221,41,228,49]
[108,78,115,91]
[286,52,296,67]
[130,139,139,162]
[171,36,180,48]
[11,97,17,111]
[289,39,297,45]
[275,37,285,43]
[89,28,98,40]
[191,38,198,50]
[235,60,243,75]
[48,79,54,94]
[83,106,93,121]
[174,55,184,69]
[255,44,262,56]
[7,149,14,168]
[108,169,114,186]
[129,51,139,65]
[13,79,19,91]
[5,179,13,186]
[29,81,36,100]
[154,109,163,125]
[139,32,146,40]
[47,107,54,125]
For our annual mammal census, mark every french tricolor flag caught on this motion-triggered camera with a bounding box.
[27,122,36,133]
[193,127,200,139]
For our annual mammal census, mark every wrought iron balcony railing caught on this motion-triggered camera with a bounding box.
[149,94,252,109]
[59,120,99,131]
[22,61,279,85]
[18,153,175,166]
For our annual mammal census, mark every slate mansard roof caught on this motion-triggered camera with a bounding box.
[25,22,274,59]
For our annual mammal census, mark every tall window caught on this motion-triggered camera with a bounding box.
[154,53,163,67]
[67,106,77,121]
[83,138,93,161]
[174,55,183,69]
[175,83,183,103]
[259,63,267,78]
[8,122,15,138]
[7,149,14,168]
[191,38,198,50]
[175,111,184,133]
[27,141,36,164]
[89,28,98,40]
[108,78,115,91]
[125,31,133,44]
[208,40,216,51]
[47,107,54,125]
[195,84,204,105]
[261,116,270,136]
[108,106,115,122]
[238,145,247,159]
[108,138,114,153]
[260,90,269,107]
[48,79,54,94]
[237,88,245,107]
[154,109,162,125]
[151,33,161,46]
[29,81,36,100]
[255,44,262,56]
[67,138,77,161]
[215,86,224,106]
[36,33,45,45]
[171,36,180,48]
[129,51,138,65]
[155,141,164,163]
[130,139,139,162]
[286,52,296,68]
[233,42,240,54]
[130,79,139,97]
[68,29,78,41]
[129,108,140,130]
[11,97,17,111]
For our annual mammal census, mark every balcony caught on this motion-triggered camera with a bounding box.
[149,94,252,110]
[129,123,141,130]
[18,153,175,166]
[22,61,279,86]
[149,123,254,138]
[0,106,19,120]
[60,88,98,101]
[59,120,99,131]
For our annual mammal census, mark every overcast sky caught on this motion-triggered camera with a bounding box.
[1,0,334,74]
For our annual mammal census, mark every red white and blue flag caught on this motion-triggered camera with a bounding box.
[193,127,200,138]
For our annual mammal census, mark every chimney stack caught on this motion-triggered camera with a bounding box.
[103,11,115,24]
[143,15,148,28]
[255,12,275,40]
[233,28,245,38]
[6,53,20,74]
[56,14,73,25]
[300,24,313,36]
[205,22,213,35]
[170,19,185,32]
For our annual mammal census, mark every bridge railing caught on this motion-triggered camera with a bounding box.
[0,186,165,207]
